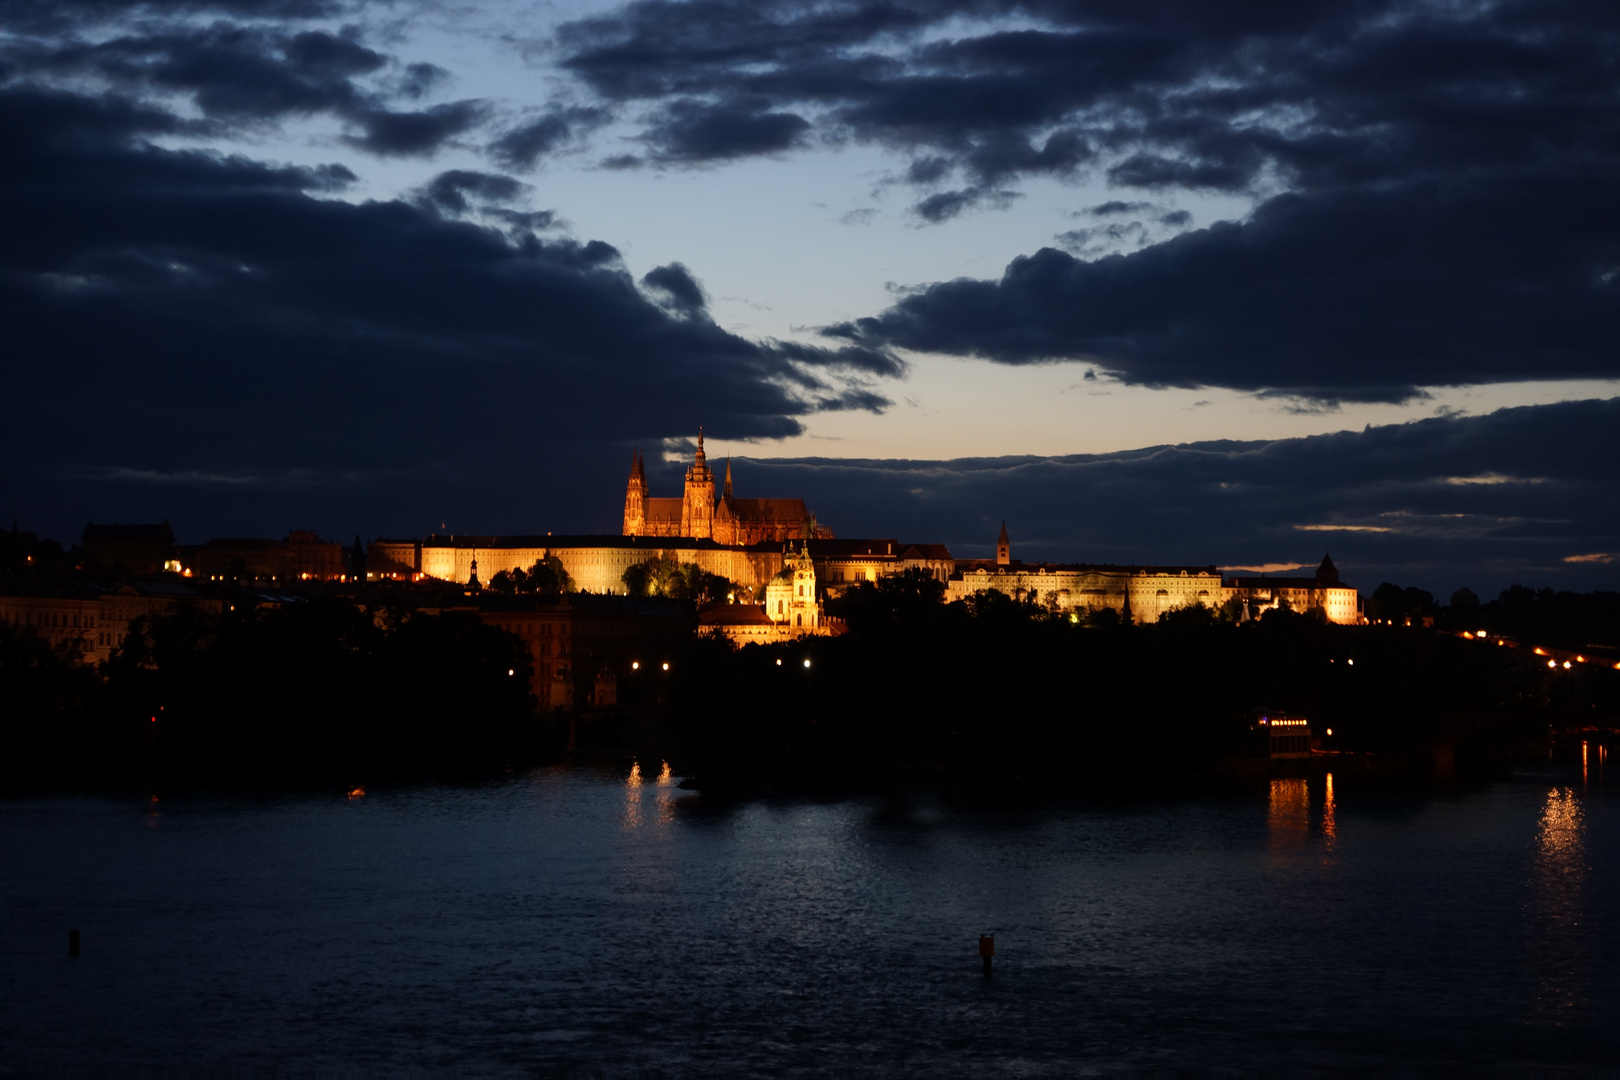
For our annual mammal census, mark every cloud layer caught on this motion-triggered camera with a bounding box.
[727,398,1620,595]
[0,81,894,538]
[542,0,1620,399]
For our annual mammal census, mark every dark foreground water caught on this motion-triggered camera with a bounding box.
[2,753,1617,1076]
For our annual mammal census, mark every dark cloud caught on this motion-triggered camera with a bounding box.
[912,185,1020,223]
[489,105,606,170]
[2,17,486,158]
[0,85,886,541]
[419,169,530,215]
[1087,200,1153,217]
[393,61,449,101]
[641,262,707,315]
[0,0,343,35]
[548,0,1620,246]
[833,173,1620,400]
[719,398,1620,596]
[342,100,490,157]
[644,98,811,162]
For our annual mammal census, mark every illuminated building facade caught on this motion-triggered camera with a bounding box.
[415,534,790,595]
[622,433,831,544]
[1224,556,1360,624]
[947,528,1361,625]
[700,541,839,644]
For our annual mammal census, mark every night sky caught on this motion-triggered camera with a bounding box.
[2,0,1617,596]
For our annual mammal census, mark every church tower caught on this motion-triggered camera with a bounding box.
[681,429,715,539]
[996,522,1011,566]
[622,449,647,536]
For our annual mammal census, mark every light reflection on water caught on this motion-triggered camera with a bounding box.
[1526,785,1591,1024]
[1,762,1615,1074]
[623,759,678,829]
[1267,777,1310,849]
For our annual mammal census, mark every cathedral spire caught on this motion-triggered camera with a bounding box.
[723,457,733,500]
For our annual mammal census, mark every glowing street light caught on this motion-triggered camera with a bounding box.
[661,662,669,671]
[803,658,812,668]
[631,661,639,670]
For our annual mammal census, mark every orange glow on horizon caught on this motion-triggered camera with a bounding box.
[347,786,365,799]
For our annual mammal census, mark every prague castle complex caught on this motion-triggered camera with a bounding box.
[365,436,1362,638]
[8,434,1362,708]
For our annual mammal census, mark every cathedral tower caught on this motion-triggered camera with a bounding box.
[622,449,647,536]
[680,429,715,539]
[996,522,1010,566]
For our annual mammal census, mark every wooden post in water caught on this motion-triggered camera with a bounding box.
[979,933,994,977]
[69,929,79,958]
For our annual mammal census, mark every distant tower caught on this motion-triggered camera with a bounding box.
[723,457,733,501]
[996,522,1010,566]
[468,557,481,591]
[622,448,647,536]
[681,428,715,539]
[1315,553,1340,586]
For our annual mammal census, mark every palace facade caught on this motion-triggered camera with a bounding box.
[946,525,1361,625]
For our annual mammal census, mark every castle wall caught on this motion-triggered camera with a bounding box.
[419,537,788,594]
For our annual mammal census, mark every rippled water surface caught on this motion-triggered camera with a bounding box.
[2,757,1617,1075]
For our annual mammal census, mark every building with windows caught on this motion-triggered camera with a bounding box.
[0,580,219,664]
[946,527,1361,625]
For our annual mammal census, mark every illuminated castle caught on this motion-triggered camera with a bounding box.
[622,430,830,544]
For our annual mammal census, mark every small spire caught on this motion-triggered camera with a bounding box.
[723,457,733,499]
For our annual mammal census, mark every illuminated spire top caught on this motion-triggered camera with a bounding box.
[723,456,733,500]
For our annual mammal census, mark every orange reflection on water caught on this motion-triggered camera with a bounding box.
[1267,778,1310,849]
[1537,786,1584,864]
[1322,772,1337,846]
[623,759,677,828]
[1528,786,1589,1022]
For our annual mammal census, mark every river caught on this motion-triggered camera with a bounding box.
[2,752,1615,1075]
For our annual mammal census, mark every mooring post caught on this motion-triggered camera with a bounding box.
[69,929,79,958]
[979,933,994,977]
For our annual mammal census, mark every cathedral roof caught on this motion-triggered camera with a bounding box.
[644,498,682,522]
[721,497,811,522]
